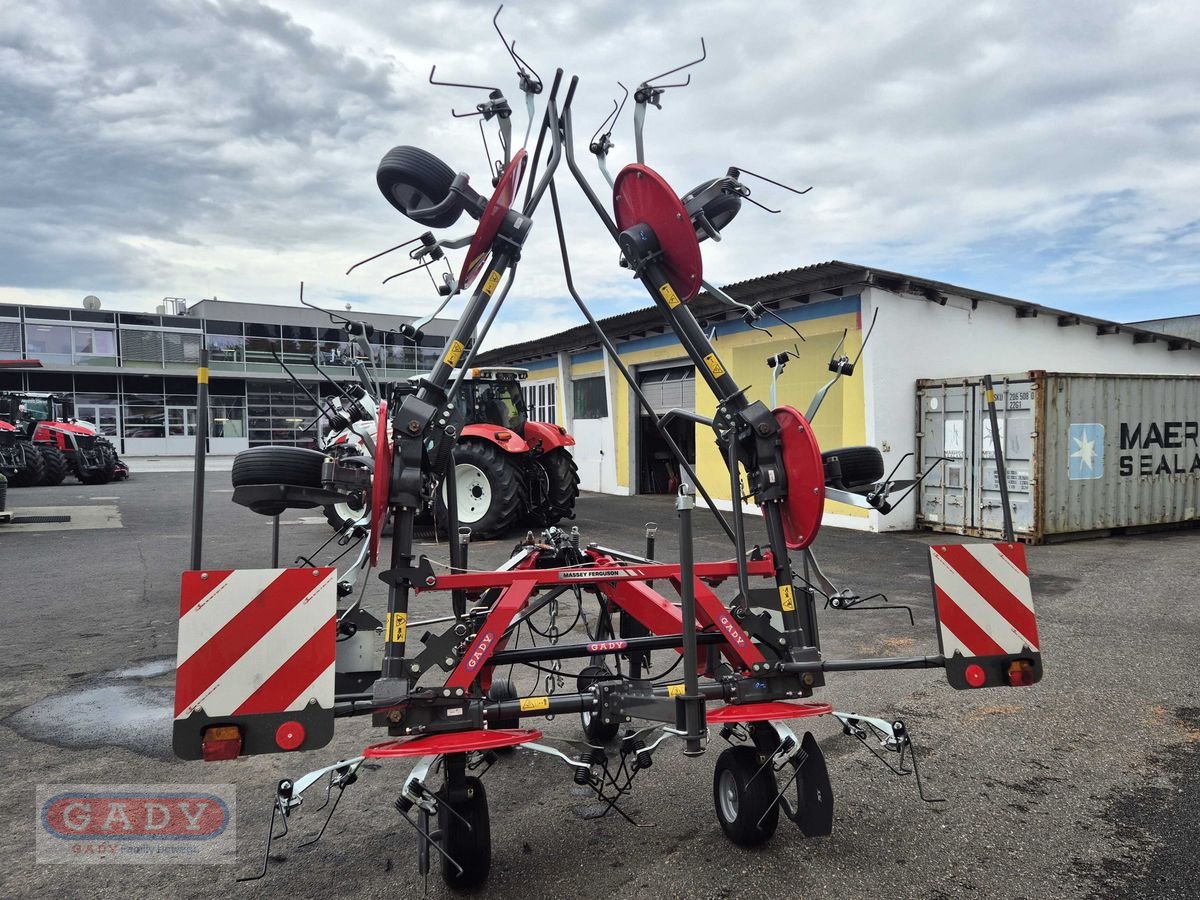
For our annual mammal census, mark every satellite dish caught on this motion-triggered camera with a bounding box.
[83,295,101,310]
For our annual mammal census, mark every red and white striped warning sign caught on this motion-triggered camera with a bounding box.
[174,568,336,721]
[930,543,1039,657]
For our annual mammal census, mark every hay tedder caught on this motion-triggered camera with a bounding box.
[175,11,1043,891]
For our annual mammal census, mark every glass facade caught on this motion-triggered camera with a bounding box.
[0,302,450,454]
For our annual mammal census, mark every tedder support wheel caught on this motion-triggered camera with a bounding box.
[713,745,781,846]
[577,665,621,743]
[376,145,462,229]
[11,442,45,487]
[231,446,325,488]
[322,455,371,531]
[438,775,491,890]
[529,448,580,527]
[436,440,526,541]
[822,445,885,490]
[38,444,68,486]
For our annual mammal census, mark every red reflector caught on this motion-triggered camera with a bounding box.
[964,664,986,688]
[275,720,306,751]
[1006,660,1035,687]
[201,725,243,761]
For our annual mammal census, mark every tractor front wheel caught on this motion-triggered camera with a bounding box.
[79,442,118,484]
[436,440,526,540]
[528,448,580,528]
[10,442,45,487]
[38,444,68,486]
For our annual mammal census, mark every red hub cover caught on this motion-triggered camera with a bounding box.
[770,405,825,550]
[460,148,528,290]
[613,164,703,304]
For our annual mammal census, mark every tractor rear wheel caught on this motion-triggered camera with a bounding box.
[79,441,118,484]
[528,448,580,527]
[10,442,45,487]
[436,440,526,540]
[38,444,67,485]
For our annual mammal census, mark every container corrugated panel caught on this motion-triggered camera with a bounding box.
[917,373,1200,542]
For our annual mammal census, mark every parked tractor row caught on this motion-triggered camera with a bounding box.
[0,391,128,486]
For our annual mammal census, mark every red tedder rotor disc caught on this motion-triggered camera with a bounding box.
[612,164,703,304]
[770,405,825,550]
[459,148,528,291]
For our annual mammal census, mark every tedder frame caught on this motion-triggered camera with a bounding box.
[175,11,1044,892]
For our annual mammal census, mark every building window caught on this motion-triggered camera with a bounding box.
[572,376,607,419]
[121,329,164,364]
[163,331,203,366]
[25,324,73,362]
[73,327,117,365]
[525,379,556,424]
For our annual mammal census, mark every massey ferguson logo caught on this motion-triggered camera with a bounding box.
[716,613,747,648]
[587,640,628,653]
[464,631,496,671]
[559,569,632,580]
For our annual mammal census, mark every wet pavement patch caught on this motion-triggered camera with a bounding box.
[4,657,175,759]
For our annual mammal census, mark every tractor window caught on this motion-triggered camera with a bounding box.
[22,398,50,421]
[473,381,527,432]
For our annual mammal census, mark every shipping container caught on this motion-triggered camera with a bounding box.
[916,372,1200,542]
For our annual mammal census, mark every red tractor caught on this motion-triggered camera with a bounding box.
[433,367,578,538]
[0,392,125,485]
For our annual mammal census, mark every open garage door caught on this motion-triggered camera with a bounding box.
[637,363,696,493]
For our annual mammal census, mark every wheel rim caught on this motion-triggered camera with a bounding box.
[445,462,491,524]
[718,769,740,823]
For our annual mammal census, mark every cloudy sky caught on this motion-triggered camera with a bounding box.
[2,0,1198,348]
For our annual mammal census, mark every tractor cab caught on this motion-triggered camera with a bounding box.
[0,392,77,439]
[454,367,529,433]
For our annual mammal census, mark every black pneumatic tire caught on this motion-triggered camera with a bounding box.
[376,145,461,229]
[435,440,527,541]
[577,665,621,744]
[528,448,580,527]
[232,446,326,488]
[713,745,781,847]
[822,445,885,490]
[11,442,45,487]
[438,776,491,890]
[38,444,68,485]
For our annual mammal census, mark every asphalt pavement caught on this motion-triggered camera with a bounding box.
[0,473,1196,899]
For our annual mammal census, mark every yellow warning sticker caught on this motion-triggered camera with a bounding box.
[703,354,726,378]
[667,683,685,698]
[520,696,550,712]
[659,282,682,308]
[779,584,796,612]
[444,340,465,367]
[387,612,408,643]
[483,270,502,296]
[196,367,209,385]
[985,388,996,404]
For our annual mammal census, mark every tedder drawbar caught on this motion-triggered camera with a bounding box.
[175,10,1043,891]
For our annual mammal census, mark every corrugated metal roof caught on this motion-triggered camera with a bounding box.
[475,260,1200,364]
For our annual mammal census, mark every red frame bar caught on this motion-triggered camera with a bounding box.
[419,553,776,593]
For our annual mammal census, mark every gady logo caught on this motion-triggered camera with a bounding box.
[41,792,229,841]
[464,631,496,671]
[715,613,748,649]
